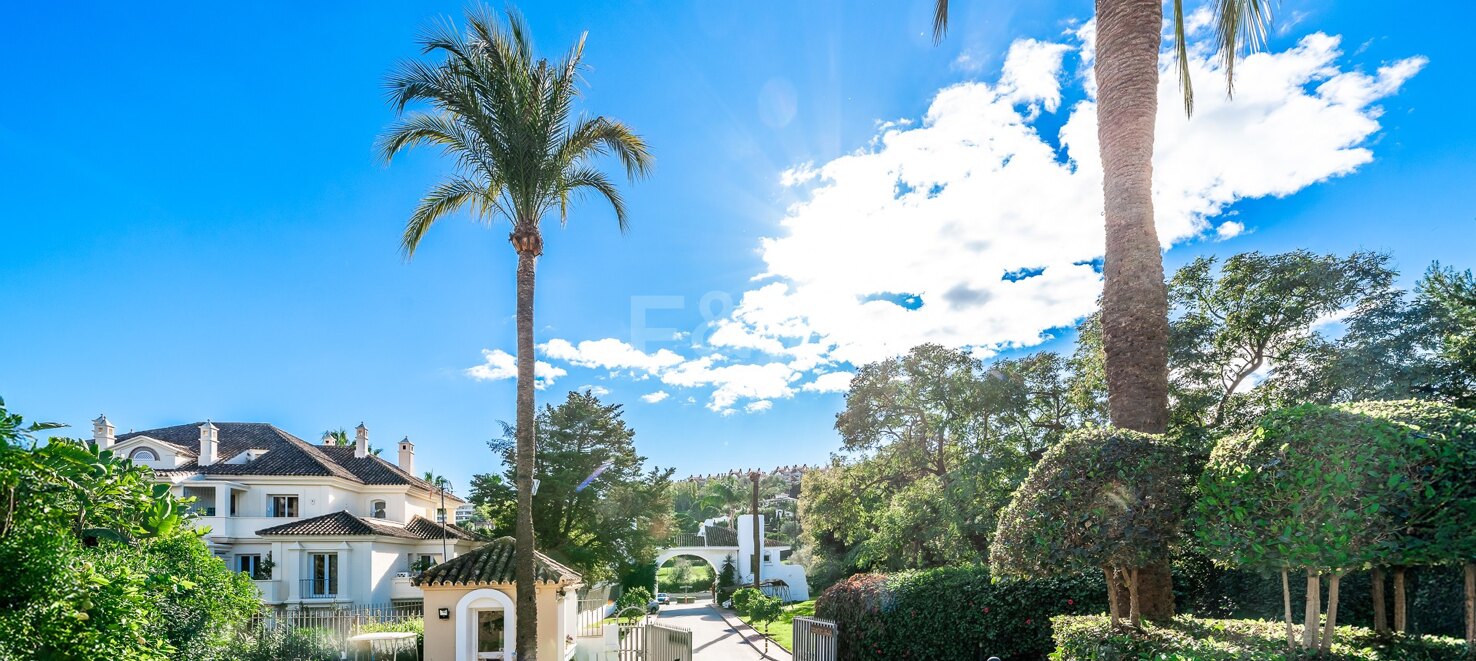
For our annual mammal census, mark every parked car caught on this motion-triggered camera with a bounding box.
[655,593,670,605]
[647,600,661,614]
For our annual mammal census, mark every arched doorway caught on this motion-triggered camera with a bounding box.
[654,552,721,597]
[454,588,516,660]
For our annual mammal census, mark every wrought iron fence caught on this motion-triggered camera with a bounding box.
[242,603,423,657]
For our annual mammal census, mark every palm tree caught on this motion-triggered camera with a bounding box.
[423,470,454,561]
[379,8,651,657]
[932,0,1272,621]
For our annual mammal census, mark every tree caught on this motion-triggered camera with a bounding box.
[932,0,1277,620]
[747,595,785,655]
[470,390,674,584]
[380,8,652,656]
[1166,251,1400,437]
[1195,404,1424,651]
[1419,264,1476,407]
[991,428,1192,628]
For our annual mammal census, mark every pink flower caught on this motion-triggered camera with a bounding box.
[1067,599,1075,606]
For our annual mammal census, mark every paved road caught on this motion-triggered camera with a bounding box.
[653,599,790,661]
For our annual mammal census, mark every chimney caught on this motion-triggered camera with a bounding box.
[354,422,369,459]
[199,421,219,466]
[92,415,115,450]
[398,436,414,473]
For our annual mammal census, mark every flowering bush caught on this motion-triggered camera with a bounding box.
[815,567,1105,660]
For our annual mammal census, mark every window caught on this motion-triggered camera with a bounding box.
[476,609,506,659]
[370,499,387,519]
[128,447,158,461]
[237,554,265,580]
[306,553,337,597]
[229,492,240,517]
[268,495,299,518]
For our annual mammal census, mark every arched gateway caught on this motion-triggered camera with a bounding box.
[650,515,810,602]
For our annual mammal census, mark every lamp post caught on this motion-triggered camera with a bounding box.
[437,479,453,562]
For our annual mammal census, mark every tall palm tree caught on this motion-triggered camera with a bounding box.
[380,8,652,658]
[932,0,1272,620]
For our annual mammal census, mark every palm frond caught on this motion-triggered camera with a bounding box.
[1214,0,1274,97]
[932,0,950,44]
[402,176,498,257]
[1173,0,1195,116]
[559,167,628,233]
[563,117,654,180]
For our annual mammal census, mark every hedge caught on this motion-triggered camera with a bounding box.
[1050,614,1468,660]
[815,566,1106,660]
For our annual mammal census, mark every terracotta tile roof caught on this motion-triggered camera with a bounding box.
[121,422,448,494]
[256,511,476,540]
[415,537,581,587]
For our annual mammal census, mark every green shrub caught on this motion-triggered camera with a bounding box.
[992,427,1192,626]
[815,567,1107,661]
[1050,614,1468,660]
[731,587,762,615]
[1195,402,1476,649]
[225,625,341,661]
[616,586,652,618]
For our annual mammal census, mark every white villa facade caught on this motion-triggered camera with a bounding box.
[93,416,478,609]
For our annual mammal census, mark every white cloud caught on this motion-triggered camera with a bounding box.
[578,385,611,397]
[465,349,566,390]
[469,27,1422,415]
[745,400,774,413]
[800,371,855,394]
[641,390,670,404]
[539,338,685,371]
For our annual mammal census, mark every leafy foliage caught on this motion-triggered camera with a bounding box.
[992,428,1193,581]
[730,587,762,615]
[616,586,652,616]
[1050,614,1469,660]
[0,398,258,660]
[815,567,1106,661]
[1196,404,1419,572]
[471,390,675,583]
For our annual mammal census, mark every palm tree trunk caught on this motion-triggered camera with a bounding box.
[1321,572,1342,653]
[1095,0,1174,621]
[1371,566,1388,636]
[1303,570,1321,649]
[514,243,539,660]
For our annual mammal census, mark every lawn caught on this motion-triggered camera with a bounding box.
[656,562,714,592]
[738,599,815,652]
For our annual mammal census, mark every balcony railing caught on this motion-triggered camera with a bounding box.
[299,578,339,599]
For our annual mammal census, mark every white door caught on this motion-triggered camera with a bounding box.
[475,608,507,659]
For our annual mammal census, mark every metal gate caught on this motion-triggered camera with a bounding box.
[645,623,692,661]
[792,616,838,661]
[613,622,692,661]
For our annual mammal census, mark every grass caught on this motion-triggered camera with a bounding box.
[1051,614,1471,660]
[737,599,815,653]
[657,562,714,592]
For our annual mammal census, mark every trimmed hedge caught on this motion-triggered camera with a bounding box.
[815,567,1106,660]
[1050,614,1468,660]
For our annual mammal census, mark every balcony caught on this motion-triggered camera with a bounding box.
[299,578,339,600]
[253,579,282,603]
[390,575,422,601]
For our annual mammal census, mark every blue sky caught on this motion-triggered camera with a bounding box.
[2,0,1473,492]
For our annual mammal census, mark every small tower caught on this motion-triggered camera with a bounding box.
[354,422,369,459]
[199,421,219,466]
[92,414,115,450]
[397,436,415,473]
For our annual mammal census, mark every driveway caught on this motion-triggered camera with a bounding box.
[654,598,791,660]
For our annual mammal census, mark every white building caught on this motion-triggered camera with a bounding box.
[655,515,809,602]
[93,416,478,609]
[454,504,477,524]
